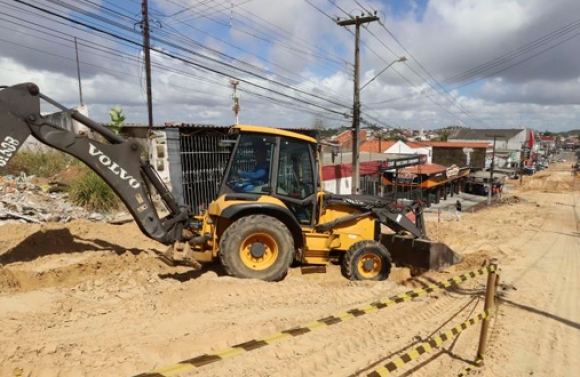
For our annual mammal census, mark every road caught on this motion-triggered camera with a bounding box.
[0,168,578,377]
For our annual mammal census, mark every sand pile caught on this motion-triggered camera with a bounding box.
[0,265,20,291]
[521,172,576,192]
[1,167,579,377]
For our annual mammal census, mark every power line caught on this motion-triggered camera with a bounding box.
[167,0,254,25]
[442,17,580,86]
[237,6,347,64]
[320,7,474,127]
[6,0,353,119]
[157,23,353,106]
[374,22,489,127]
[0,30,346,121]
[17,0,352,112]
[368,15,580,111]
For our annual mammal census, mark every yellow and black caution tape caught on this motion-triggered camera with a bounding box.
[366,309,490,377]
[133,266,495,377]
[456,358,483,377]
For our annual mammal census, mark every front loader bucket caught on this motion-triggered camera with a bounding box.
[380,233,462,273]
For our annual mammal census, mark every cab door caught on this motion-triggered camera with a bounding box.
[274,137,318,226]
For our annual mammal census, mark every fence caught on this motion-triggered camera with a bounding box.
[176,127,231,214]
[132,259,501,377]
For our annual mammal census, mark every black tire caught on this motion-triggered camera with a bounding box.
[341,240,392,281]
[219,214,294,282]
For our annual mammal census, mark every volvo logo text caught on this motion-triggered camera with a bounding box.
[88,143,141,189]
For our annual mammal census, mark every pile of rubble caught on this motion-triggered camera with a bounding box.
[0,174,128,226]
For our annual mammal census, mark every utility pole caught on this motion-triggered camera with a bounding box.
[487,135,501,206]
[74,37,84,106]
[337,14,379,195]
[142,0,154,129]
[230,78,240,125]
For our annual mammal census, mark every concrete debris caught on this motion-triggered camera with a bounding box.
[88,213,105,222]
[0,175,116,226]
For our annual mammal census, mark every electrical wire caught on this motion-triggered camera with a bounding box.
[371,23,489,127]
[2,0,353,120]
[18,0,353,112]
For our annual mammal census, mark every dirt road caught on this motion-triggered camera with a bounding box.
[0,167,578,377]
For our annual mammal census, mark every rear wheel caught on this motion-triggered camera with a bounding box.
[342,240,392,281]
[219,214,294,281]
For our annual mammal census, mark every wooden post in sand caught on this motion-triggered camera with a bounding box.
[476,257,499,363]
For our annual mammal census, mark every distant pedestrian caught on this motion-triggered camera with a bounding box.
[492,185,500,199]
[455,200,462,221]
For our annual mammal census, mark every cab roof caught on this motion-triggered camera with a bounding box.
[233,124,317,144]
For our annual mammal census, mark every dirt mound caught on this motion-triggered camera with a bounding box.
[0,266,20,291]
[0,220,174,294]
[4,251,179,293]
[450,247,508,272]
[521,173,575,192]
[0,220,164,264]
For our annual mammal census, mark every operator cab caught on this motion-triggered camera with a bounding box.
[219,126,318,226]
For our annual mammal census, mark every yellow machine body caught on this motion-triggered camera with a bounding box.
[180,124,459,281]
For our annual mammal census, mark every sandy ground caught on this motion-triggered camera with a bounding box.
[1,163,579,377]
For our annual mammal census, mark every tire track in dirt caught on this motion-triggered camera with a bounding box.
[512,233,571,376]
[540,216,580,377]
[314,192,578,377]
[476,190,580,377]
[311,294,481,377]
[176,280,488,377]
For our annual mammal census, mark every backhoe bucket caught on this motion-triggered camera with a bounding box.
[380,233,462,273]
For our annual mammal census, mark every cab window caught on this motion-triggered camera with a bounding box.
[277,138,315,199]
[226,134,275,193]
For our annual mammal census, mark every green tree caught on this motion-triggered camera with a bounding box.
[108,106,126,135]
[436,130,450,141]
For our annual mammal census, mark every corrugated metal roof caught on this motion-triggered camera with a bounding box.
[165,122,231,129]
[397,163,447,175]
[420,141,491,148]
[449,128,524,140]
[115,123,165,128]
[165,123,319,138]
[322,152,424,166]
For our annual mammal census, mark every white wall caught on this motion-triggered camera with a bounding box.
[453,129,528,151]
[148,130,171,187]
[384,141,433,163]
[506,129,528,150]
[323,177,352,195]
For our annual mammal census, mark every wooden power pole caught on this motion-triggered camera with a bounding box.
[337,14,379,195]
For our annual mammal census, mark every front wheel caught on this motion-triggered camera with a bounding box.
[341,240,392,281]
[219,214,294,281]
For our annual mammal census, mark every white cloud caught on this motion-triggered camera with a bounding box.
[0,0,579,131]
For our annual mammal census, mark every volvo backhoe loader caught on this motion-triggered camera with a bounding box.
[0,83,460,281]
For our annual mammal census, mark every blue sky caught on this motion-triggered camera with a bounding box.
[1,0,580,131]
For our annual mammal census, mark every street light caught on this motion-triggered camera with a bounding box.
[360,56,407,92]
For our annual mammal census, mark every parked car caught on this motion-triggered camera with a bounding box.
[522,167,535,175]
